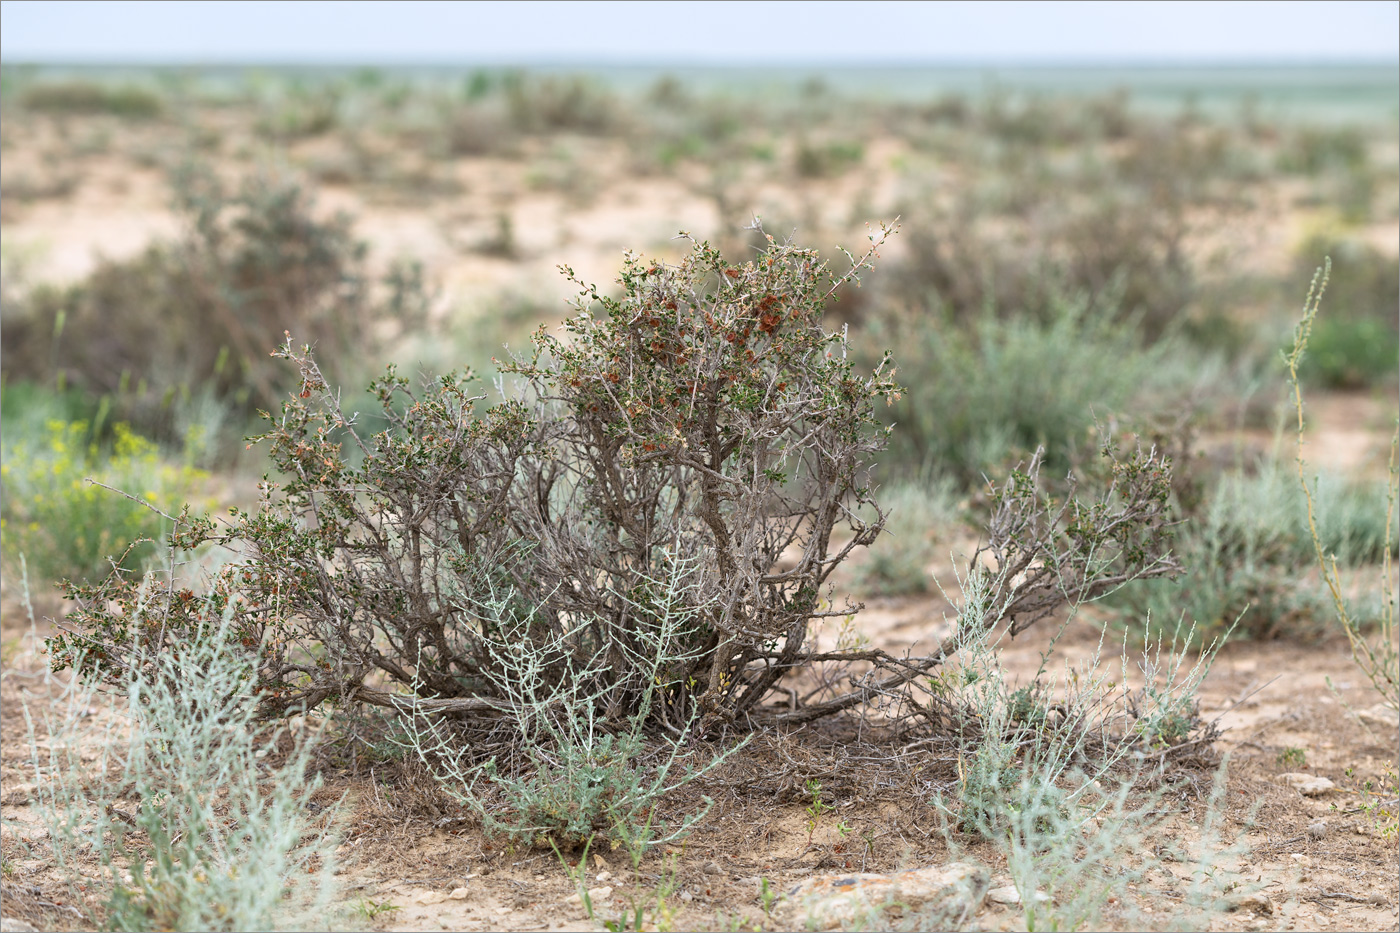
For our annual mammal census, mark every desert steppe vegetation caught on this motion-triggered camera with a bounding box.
[1,63,1397,932]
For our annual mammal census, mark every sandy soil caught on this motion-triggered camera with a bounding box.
[3,583,1397,933]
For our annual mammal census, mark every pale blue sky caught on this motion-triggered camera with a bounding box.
[2,0,1397,65]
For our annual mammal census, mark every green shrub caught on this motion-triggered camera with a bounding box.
[27,620,342,931]
[0,166,431,435]
[1294,315,1398,390]
[1105,456,1397,645]
[865,297,1167,483]
[1,417,210,590]
[1289,234,1398,388]
[21,81,162,117]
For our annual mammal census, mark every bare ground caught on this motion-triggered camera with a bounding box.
[3,594,1396,932]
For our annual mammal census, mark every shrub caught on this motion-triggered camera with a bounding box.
[26,617,342,931]
[1287,234,1398,388]
[51,227,1183,750]
[1295,316,1399,390]
[50,229,903,732]
[504,72,618,134]
[0,166,430,434]
[794,139,864,178]
[863,296,1168,483]
[20,80,162,117]
[0,416,210,591]
[1107,456,1398,645]
[886,180,1197,342]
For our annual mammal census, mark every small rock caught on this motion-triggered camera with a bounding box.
[990,885,1048,906]
[1357,703,1400,730]
[448,887,470,900]
[1278,773,1336,797]
[1224,892,1274,915]
[595,870,612,883]
[566,886,614,906]
[1,919,41,933]
[680,890,694,902]
[702,860,723,875]
[0,784,35,806]
[1307,819,1328,840]
[780,862,989,930]
[986,885,1021,905]
[413,890,449,906]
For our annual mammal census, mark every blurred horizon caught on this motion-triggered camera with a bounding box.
[3,0,1396,66]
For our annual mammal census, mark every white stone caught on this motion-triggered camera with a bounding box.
[1277,773,1337,796]
[1358,703,1400,730]
[780,862,989,930]
[986,885,1049,906]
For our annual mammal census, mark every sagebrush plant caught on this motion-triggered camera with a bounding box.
[26,607,342,931]
[924,567,1233,932]
[864,295,1171,482]
[402,557,747,851]
[0,416,210,591]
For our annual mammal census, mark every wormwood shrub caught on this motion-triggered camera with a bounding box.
[923,566,1231,931]
[402,559,746,851]
[864,296,1170,483]
[26,617,341,931]
[0,417,209,591]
